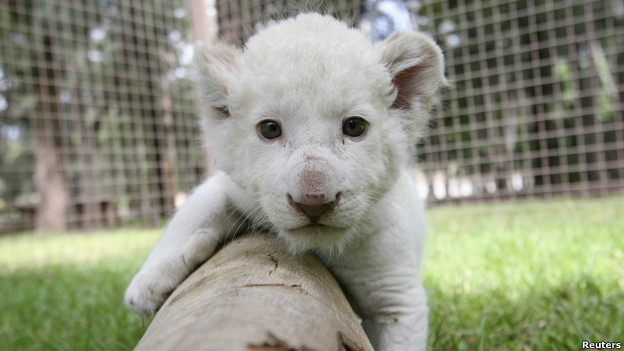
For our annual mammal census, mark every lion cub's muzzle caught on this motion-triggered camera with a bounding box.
[286,192,341,223]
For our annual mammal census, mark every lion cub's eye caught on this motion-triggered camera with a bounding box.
[342,117,367,137]
[258,120,282,139]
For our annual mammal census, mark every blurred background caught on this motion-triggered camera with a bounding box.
[0,0,622,233]
[0,1,622,350]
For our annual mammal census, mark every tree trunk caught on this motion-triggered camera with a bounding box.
[134,234,373,351]
[33,32,69,232]
[190,0,215,177]
[33,120,68,232]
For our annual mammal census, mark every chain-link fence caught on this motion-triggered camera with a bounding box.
[1,0,623,233]
[0,0,205,232]
[418,0,624,203]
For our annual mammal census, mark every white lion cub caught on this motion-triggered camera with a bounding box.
[125,13,445,351]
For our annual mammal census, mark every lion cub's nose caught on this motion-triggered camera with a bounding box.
[287,193,341,222]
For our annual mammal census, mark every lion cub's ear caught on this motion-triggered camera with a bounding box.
[378,32,446,113]
[194,42,241,119]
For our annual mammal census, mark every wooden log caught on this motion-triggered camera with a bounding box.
[134,234,373,351]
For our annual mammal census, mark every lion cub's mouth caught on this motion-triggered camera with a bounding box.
[296,223,329,230]
[287,223,329,232]
[287,223,349,234]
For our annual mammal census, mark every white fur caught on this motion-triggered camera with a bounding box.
[125,13,445,351]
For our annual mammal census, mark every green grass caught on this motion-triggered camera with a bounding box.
[0,229,160,350]
[423,197,624,350]
[0,197,622,350]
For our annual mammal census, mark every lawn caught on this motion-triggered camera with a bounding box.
[0,197,622,350]
[0,229,159,350]
[422,197,624,350]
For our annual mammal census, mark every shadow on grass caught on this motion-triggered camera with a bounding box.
[427,274,624,351]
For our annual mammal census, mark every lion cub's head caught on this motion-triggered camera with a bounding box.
[195,13,445,254]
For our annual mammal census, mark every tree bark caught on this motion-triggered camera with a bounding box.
[190,0,216,178]
[33,32,69,232]
[134,234,373,351]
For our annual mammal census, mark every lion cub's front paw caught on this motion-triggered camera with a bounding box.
[124,271,173,317]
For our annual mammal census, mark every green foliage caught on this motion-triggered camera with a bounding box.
[554,59,577,109]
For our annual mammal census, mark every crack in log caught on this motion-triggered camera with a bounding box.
[268,254,278,275]
[242,283,308,294]
[247,332,314,351]
[338,331,365,351]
